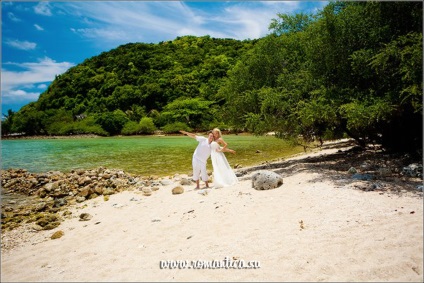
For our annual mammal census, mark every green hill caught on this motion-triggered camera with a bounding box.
[6,36,256,136]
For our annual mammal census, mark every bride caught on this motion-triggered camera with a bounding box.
[210,128,238,188]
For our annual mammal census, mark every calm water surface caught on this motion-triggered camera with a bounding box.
[1,135,303,176]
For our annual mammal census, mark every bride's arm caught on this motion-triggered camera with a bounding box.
[216,138,236,154]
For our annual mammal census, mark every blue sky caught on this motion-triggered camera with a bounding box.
[1,1,327,114]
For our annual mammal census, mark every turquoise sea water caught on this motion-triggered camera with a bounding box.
[1,135,303,177]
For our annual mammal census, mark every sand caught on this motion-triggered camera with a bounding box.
[1,143,423,282]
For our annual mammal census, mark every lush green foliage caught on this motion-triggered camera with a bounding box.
[3,35,254,136]
[138,117,157,134]
[121,117,157,135]
[219,1,422,153]
[161,122,192,134]
[3,2,422,154]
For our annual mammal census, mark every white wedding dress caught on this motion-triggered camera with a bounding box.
[210,141,238,188]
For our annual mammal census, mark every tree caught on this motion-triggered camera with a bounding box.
[11,104,46,135]
[305,1,422,151]
[160,98,214,130]
[95,110,129,135]
[1,109,15,136]
[138,117,156,134]
[221,1,422,154]
[269,12,313,34]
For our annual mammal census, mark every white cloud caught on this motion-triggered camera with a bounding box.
[34,24,44,31]
[62,1,322,46]
[8,12,21,22]
[65,1,201,43]
[62,2,259,44]
[71,27,131,42]
[34,2,52,16]
[6,89,40,100]
[1,57,74,104]
[215,1,311,39]
[5,39,37,50]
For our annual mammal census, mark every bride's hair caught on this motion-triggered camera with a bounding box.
[212,128,222,138]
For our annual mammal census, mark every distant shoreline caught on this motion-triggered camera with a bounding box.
[1,131,250,140]
[1,134,103,140]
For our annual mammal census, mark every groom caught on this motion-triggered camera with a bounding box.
[180,130,214,189]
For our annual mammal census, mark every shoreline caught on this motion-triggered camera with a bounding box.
[1,133,310,177]
[1,138,422,224]
[1,134,103,140]
[1,139,423,282]
[0,131,250,140]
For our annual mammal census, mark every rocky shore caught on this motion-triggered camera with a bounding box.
[1,167,188,232]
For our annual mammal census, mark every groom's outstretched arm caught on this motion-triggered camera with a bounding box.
[179,130,196,139]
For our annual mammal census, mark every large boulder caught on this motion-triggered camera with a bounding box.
[251,170,284,190]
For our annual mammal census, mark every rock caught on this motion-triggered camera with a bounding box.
[42,221,61,230]
[160,178,173,186]
[142,187,152,196]
[151,186,160,191]
[402,163,423,178]
[79,213,92,221]
[378,167,392,177]
[78,185,92,198]
[352,173,373,181]
[102,188,115,195]
[251,170,284,190]
[172,186,184,195]
[150,181,161,187]
[37,188,47,198]
[76,196,86,203]
[197,189,209,196]
[62,210,72,218]
[347,167,357,174]
[44,182,59,192]
[102,173,112,179]
[6,179,20,189]
[31,224,44,231]
[88,193,98,199]
[93,185,104,195]
[35,202,47,212]
[180,178,192,186]
[360,162,372,171]
[51,230,64,239]
[35,213,61,229]
[54,198,67,207]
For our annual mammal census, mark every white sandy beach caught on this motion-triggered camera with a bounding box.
[1,144,423,282]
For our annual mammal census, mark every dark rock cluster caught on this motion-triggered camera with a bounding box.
[1,167,157,231]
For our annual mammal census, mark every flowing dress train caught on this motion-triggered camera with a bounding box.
[210,141,238,188]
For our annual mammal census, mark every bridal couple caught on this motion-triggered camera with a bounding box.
[180,128,238,189]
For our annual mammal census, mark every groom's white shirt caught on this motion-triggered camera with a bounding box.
[193,136,211,164]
